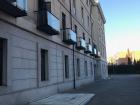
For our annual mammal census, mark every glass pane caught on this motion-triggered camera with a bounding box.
[89,45,92,52]
[17,0,27,10]
[41,49,49,81]
[47,12,60,32]
[69,30,76,42]
[81,39,86,48]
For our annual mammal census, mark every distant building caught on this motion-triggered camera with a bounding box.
[108,49,140,65]
[116,58,129,65]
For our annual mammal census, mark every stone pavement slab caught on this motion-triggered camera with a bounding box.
[29,93,95,105]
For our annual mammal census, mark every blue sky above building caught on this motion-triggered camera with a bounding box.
[100,0,140,57]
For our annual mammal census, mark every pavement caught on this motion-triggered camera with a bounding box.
[66,75,140,105]
[29,94,95,105]
[29,75,140,105]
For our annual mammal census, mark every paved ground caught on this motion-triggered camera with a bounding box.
[29,94,95,105]
[66,75,140,105]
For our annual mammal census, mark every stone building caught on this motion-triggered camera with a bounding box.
[0,0,108,105]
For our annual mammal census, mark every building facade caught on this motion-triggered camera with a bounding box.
[0,0,108,105]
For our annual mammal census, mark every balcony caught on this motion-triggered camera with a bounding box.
[97,51,101,58]
[85,44,92,54]
[37,10,60,35]
[63,29,77,45]
[91,47,96,56]
[0,0,27,17]
[91,47,101,58]
[76,38,86,50]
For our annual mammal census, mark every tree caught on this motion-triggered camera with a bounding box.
[133,59,136,65]
[126,49,132,65]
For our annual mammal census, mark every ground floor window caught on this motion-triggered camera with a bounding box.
[76,58,80,77]
[41,49,49,81]
[91,62,93,75]
[64,55,69,78]
[0,38,7,86]
[85,61,88,76]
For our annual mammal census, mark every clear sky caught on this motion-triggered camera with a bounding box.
[100,0,140,57]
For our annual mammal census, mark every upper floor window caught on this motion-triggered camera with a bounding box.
[91,22,93,34]
[45,2,51,12]
[74,25,77,35]
[86,0,89,6]
[62,12,66,39]
[0,38,7,86]
[81,7,84,24]
[72,0,76,15]
[89,38,91,44]
[38,0,51,11]
[83,33,85,40]
[87,16,89,27]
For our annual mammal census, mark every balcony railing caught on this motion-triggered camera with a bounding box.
[37,10,60,35]
[91,46,101,58]
[97,51,101,58]
[85,44,92,54]
[62,29,77,45]
[91,47,96,56]
[0,0,27,17]
[76,38,86,50]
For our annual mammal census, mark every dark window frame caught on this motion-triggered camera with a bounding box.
[0,38,7,86]
[64,55,69,79]
[62,12,66,40]
[41,49,49,81]
[76,58,80,77]
[85,61,88,76]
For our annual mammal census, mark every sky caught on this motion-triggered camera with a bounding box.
[100,0,140,57]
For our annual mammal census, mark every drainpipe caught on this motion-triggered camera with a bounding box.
[90,3,95,80]
[73,45,76,89]
[69,0,76,89]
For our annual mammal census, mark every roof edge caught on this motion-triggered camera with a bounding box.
[97,3,106,24]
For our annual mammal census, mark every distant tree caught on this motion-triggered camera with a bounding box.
[126,49,132,65]
[133,59,136,65]
[136,60,140,65]
[128,57,132,65]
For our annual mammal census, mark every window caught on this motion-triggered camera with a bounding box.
[81,7,84,24]
[45,2,51,12]
[83,33,85,40]
[84,61,88,76]
[91,22,93,34]
[0,38,7,86]
[74,25,77,35]
[86,0,90,6]
[62,13,66,40]
[38,1,51,11]
[89,38,91,44]
[91,62,93,75]
[64,55,69,78]
[41,49,49,81]
[76,58,80,77]
[73,0,76,15]
[87,16,89,27]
